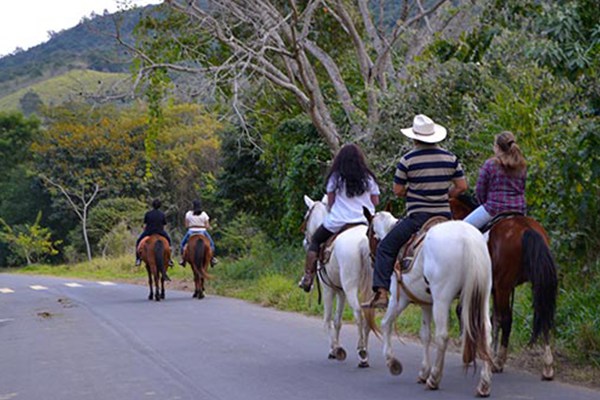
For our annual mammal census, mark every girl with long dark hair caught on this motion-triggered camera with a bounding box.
[299,143,380,292]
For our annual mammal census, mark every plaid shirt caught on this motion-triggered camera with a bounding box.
[476,158,526,216]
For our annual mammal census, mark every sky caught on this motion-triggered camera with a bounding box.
[0,0,162,57]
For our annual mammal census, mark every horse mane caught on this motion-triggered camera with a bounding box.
[457,192,479,209]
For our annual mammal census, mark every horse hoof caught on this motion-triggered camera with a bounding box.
[425,377,439,390]
[192,292,198,298]
[161,294,165,299]
[358,349,368,360]
[334,347,347,361]
[388,358,403,376]
[148,295,153,301]
[198,292,205,299]
[542,369,554,381]
[476,383,491,397]
[358,361,369,368]
[328,353,336,360]
[492,364,503,373]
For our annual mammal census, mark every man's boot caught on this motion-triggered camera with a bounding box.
[298,250,318,292]
[361,287,390,309]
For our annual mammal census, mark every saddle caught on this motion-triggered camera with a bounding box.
[481,211,523,233]
[394,215,448,275]
[318,222,366,265]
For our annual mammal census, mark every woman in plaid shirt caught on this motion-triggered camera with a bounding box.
[464,131,527,229]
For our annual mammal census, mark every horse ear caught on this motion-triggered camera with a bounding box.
[384,201,393,213]
[363,206,373,224]
[304,195,314,209]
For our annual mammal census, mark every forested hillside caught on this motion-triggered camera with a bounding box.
[0,0,598,374]
[0,5,146,107]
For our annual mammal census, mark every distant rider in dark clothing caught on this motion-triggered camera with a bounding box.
[135,199,173,266]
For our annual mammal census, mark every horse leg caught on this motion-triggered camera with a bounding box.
[154,270,160,301]
[322,286,338,360]
[331,290,347,362]
[542,342,554,380]
[191,267,199,298]
[146,266,153,301]
[493,292,512,373]
[346,286,369,368]
[426,300,451,390]
[160,274,165,299]
[417,305,433,384]
[382,280,409,376]
[198,276,205,299]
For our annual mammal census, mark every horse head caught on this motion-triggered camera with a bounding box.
[301,195,328,250]
[363,208,398,259]
[449,193,479,220]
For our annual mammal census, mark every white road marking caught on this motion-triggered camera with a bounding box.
[97,281,116,286]
[30,285,48,290]
[0,288,14,294]
[64,283,83,288]
[0,318,14,323]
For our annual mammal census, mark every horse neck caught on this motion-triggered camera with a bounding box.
[375,212,398,239]
[307,203,327,237]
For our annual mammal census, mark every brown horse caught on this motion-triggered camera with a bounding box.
[183,234,212,299]
[138,234,171,301]
[450,194,558,380]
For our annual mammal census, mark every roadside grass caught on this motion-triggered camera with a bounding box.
[3,244,599,387]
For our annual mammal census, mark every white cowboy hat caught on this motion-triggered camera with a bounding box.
[401,114,447,143]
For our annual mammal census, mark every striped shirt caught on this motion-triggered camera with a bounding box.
[476,158,526,216]
[394,145,464,215]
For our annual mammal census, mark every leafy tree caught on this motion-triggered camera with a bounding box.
[87,197,147,255]
[145,103,222,231]
[0,112,39,181]
[31,103,147,260]
[0,212,61,266]
[130,0,467,152]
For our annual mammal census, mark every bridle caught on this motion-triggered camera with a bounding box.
[299,203,318,248]
[365,221,379,264]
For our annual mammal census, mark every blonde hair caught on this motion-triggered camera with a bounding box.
[494,131,526,174]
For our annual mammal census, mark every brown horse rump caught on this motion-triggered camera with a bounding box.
[481,212,524,233]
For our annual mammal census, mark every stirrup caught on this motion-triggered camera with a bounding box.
[361,290,388,309]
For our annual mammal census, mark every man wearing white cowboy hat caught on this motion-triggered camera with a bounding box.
[362,114,468,309]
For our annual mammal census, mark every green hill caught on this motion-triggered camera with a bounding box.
[0,69,130,112]
[0,6,148,101]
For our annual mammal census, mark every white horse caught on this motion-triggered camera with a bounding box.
[302,195,375,367]
[368,211,494,397]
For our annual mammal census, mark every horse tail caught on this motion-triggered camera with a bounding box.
[154,239,165,279]
[360,240,379,337]
[460,234,493,367]
[522,229,558,344]
[194,237,212,280]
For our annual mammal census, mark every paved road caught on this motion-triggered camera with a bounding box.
[0,273,598,400]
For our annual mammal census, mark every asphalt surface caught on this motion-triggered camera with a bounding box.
[1,273,598,400]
